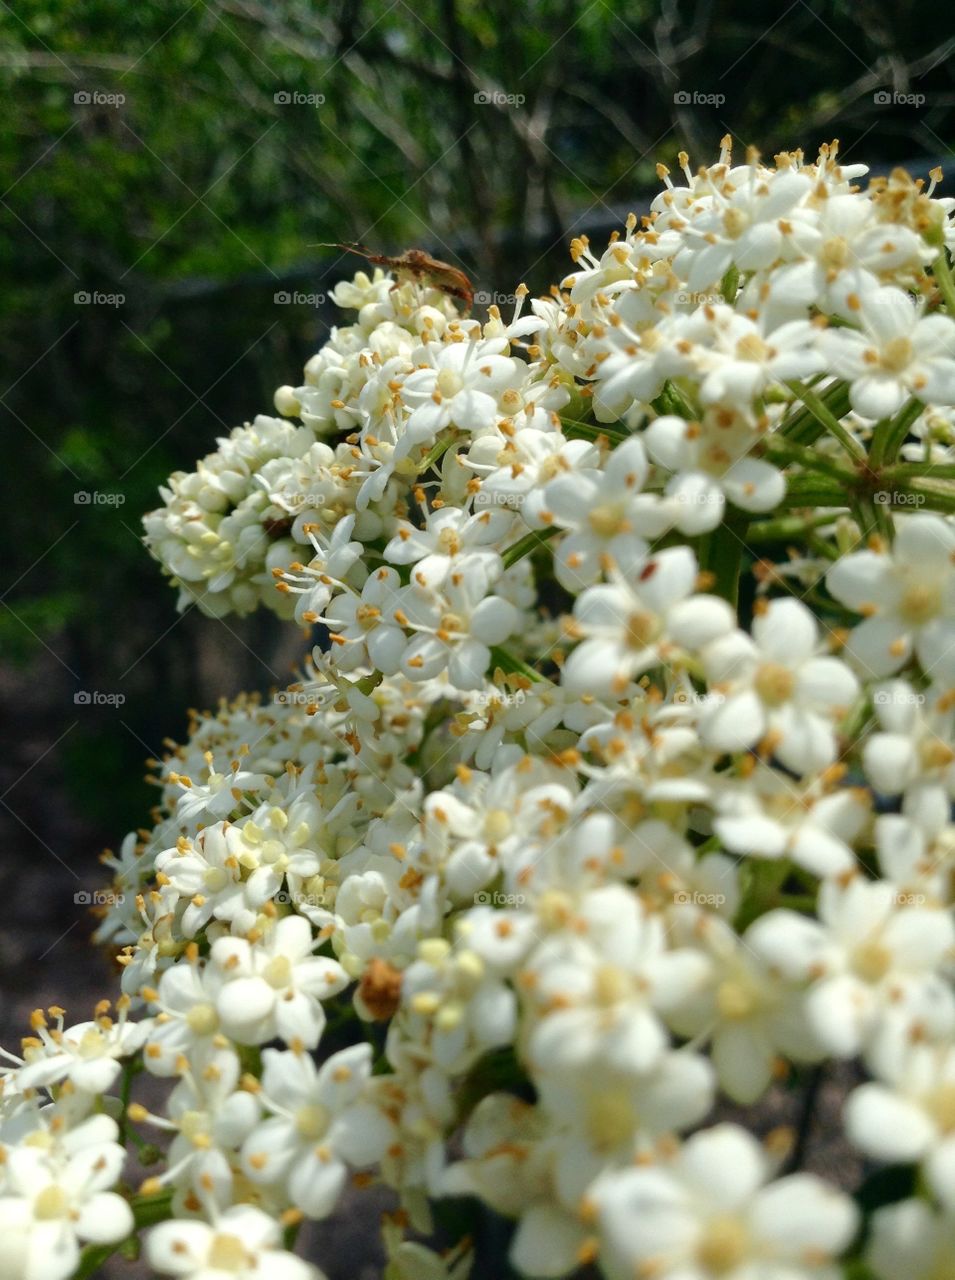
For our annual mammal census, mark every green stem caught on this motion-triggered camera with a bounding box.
[502,526,559,568]
[560,416,628,445]
[489,646,544,682]
[745,512,840,543]
[778,379,851,445]
[760,438,855,482]
[933,249,955,314]
[887,462,955,480]
[698,514,749,605]
[785,380,865,461]
[869,397,924,471]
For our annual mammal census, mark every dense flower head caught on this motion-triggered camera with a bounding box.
[13,139,955,1278]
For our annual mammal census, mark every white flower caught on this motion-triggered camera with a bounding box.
[667,914,824,1103]
[397,336,525,446]
[520,884,710,1076]
[211,915,349,1047]
[818,286,955,418]
[0,1114,133,1280]
[400,554,520,690]
[645,410,785,529]
[16,1001,147,1097]
[562,548,735,697]
[155,824,252,938]
[827,515,955,678]
[845,1038,955,1209]
[593,1124,858,1280]
[147,1204,321,1280]
[241,1042,391,1217]
[698,598,858,773]
[531,437,671,588]
[757,876,955,1058]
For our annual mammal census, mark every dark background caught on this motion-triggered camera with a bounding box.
[0,0,951,1180]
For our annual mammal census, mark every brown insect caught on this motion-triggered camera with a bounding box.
[318,242,474,310]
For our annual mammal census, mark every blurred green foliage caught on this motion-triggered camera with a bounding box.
[0,0,952,840]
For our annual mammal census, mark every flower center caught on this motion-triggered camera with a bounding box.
[625,610,659,650]
[588,503,628,538]
[78,1027,106,1058]
[186,1003,219,1035]
[483,809,513,843]
[179,1109,210,1143]
[295,1103,330,1139]
[593,964,629,1007]
[821,236,849,269]
[207,1233,250,1271]
[697,1216,749,1274]
[899,582,942,625]
[852,938,892,982]
[735,333,771,363]
[586,1089,638,1151]
[437,368,464,398]
[204,866,230,893]
[715,979,758,1020]
[263,955,293,989]
[881,336,913,373]
[754,661,795,707]
[34,1186,69,1220]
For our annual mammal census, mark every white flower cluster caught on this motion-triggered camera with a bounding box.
[10,139,955,1279]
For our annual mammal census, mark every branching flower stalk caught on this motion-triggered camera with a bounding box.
[5,138,955,1280]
